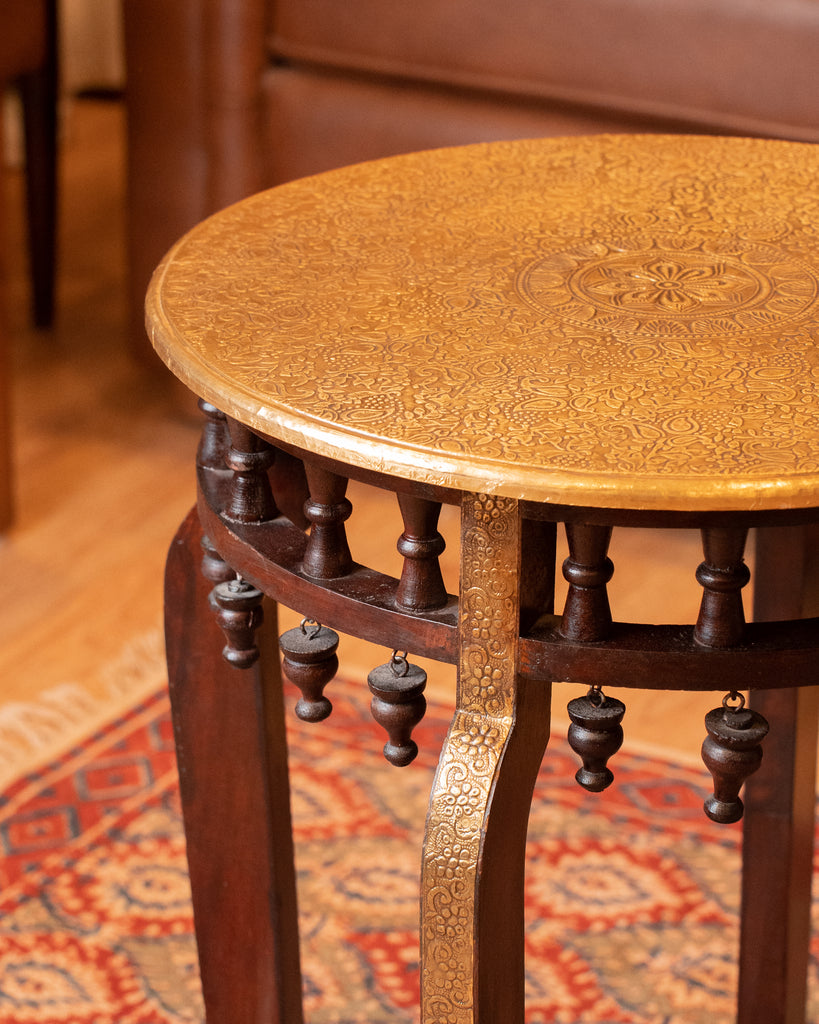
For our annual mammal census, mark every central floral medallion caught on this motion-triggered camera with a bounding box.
[573,251,764,315]
[517,236,818,336]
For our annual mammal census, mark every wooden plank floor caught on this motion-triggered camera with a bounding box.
[0,99,201,777]
[2,98,730,779]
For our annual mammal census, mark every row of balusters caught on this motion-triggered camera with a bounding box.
[200,403,769,824]
[200,402,449,608]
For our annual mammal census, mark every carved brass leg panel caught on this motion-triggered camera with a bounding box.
[421,495,551,1024]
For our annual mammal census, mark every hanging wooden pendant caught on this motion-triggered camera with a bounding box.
[368,652,427,766]
[567,686,626,792]
[279,619,339,722]
[701,692,769,824]
[211,577,264,668]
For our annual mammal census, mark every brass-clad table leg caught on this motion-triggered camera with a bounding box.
[421,495,552,1023]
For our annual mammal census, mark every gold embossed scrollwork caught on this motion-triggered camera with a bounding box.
[152,137,819,507]
[420,494,522,1024]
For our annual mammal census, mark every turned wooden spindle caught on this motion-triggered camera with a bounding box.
[368,652,428,766]
[395,494,448,612]
[197,400,230,470]
[279,619,340,722]
[560,523,614,642]
[694,527,750,647]
[302,463,353,579]
[201,534,235,589]
[223,418,279,523]
[567,687,626,792]
[211,577,265,668]
[702,694,769,823]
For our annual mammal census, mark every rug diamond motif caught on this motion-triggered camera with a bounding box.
[0,679,816,1022]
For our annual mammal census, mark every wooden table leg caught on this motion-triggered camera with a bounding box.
[164,509,303,1024]
[738,525,819,1024]
[421,495,552,1023]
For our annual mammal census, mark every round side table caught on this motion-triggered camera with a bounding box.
[147,135,819,1024]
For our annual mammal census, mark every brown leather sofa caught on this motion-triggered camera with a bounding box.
[122,0,819,350]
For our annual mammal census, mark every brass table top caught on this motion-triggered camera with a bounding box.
[147,135,819,512]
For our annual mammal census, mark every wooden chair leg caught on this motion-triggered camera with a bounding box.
[18,0,59,329]
[164,509,303,1024]
[738,525,819,1024]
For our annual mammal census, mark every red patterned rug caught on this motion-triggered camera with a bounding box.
[1,678,817,1023]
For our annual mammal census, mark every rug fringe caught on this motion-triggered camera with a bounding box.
[97,628,166,699]
[0,629,166,787]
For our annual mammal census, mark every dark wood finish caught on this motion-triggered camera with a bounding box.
[278,620,339,722]
[302,461,354,579]
[197,401,229,470]
[560,523,613,642]
[520,518,558,629]
[738,524,819,1024]
[567,690,626,792]
[475,674,553,1021]
[521,498,819,529]
[165,509,303,1024]
[694,527,750,648]
[269,449,311,530]
[701,699,769,823]
[18,0,59,329]
[200,533,235,586]
[210,576,265,667]
[367,654,427,765]
[224,418,278,522]
[395,493,448,611]
[199,463,819,692]
[199,485,460,660]
[522,615,819,692]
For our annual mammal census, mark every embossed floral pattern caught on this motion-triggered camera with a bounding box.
[519,235,817,339]
[149,134,819,510]
[579,255,761,314]
[421,495,525,1023]
[450,723,504,774]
